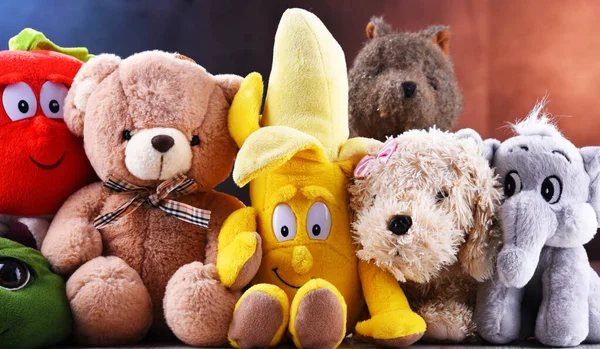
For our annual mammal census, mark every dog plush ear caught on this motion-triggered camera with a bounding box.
[63,54,121,136]
[581,146,600,226]
[458,148,502,282]
[366,17,393,40]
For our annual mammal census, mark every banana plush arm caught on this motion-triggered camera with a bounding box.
[217,207,262,291]
[356,260,426,347]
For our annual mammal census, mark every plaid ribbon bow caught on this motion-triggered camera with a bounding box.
[94,174,210,230]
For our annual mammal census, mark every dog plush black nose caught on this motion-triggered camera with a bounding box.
[151,135,175,153]
[401,81,417,98]
[388,215,412,235]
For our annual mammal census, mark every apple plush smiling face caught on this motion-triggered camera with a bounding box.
[0,50,95,216]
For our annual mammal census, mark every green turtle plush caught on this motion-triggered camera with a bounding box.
[0,238,72,349]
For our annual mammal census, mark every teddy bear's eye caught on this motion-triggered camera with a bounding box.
[190,135,200,146]
[122,130,132,141]
[436,190,449,202]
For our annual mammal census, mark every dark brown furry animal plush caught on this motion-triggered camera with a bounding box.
[348,18,463,141]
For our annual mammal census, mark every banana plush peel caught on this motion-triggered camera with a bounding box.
[217,8,424,349]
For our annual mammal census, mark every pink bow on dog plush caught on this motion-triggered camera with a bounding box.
[354,138,397,178]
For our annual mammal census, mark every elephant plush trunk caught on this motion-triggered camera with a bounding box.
[496,193,558,288]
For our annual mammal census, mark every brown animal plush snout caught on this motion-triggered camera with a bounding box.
[400,81,417,98]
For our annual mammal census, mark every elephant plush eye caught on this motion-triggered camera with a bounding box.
[541,176,562,204]
[0,258,31,291]
[504,171,522,198]
[272,203,296,242]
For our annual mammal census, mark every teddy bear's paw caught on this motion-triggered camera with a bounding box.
[229,284,289,349]
[354,310,426,348]
[41,222,103,275]
[164,261,237,346]
[66,256,152,345]
[217,231,262,290]
[289,279,346,349]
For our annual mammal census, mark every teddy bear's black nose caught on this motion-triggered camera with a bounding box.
[388,215,412,235]
[151,135,175,153]
[401,81,417,98]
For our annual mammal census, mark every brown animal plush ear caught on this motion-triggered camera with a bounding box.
[421,25,452,57]
[457,150,502,282]
[214,74,243,105]
[64,54,121,136]
[366,17,393,40]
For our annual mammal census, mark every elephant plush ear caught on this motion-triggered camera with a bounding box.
[455,129,499,166]
[581,146,600,226]
[483,139,501,166]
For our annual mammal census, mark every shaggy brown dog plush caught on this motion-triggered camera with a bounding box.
[348,18,463,141]
[41,51,258,346]
[349,128,501,342]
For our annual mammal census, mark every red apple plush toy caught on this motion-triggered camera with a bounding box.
[0,29,96,248]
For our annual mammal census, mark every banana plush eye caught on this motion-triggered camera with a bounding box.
[306,202,331,240]
[40,81,68,119]
[2,82,37,121]
[0,258,31,291]
[272,203,296,242]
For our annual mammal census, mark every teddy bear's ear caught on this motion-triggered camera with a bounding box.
[214,74,243,105]
[421,25,452,57]
[366,17,393,40]
[64,54,121,136]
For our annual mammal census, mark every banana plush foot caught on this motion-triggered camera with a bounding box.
[228,284,289,349]
[355,310,426,348]
[289,279,347,349]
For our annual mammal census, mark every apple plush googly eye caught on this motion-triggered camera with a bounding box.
[272,204,296,242]
[2,82,37,121]
[40,81,68,119]
[306,202,331,240]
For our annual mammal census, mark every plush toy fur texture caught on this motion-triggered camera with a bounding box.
[0,238,72,349]
[348,18,462,141]
[475,101,600,347]
[349,128,501,342]
[41,51,244,346]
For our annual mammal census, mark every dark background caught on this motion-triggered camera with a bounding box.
[2,0,600,257]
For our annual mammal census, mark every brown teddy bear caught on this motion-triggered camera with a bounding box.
[348,18,463,141]
[349,128,501,342]
[41,51,259,346]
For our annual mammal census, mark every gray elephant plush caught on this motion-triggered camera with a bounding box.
[475,101,600,347]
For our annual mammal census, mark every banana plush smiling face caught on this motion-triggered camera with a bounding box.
[251,161,356,300]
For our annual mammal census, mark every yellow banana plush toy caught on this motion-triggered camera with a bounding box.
[217,8,426,349]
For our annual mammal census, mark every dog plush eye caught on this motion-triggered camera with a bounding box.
[0,258,31,291]
[436,190,449,202]
[504,171,521,198]
[190,135,200,146]
[541,176,562,204]
[122,130,132,141]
